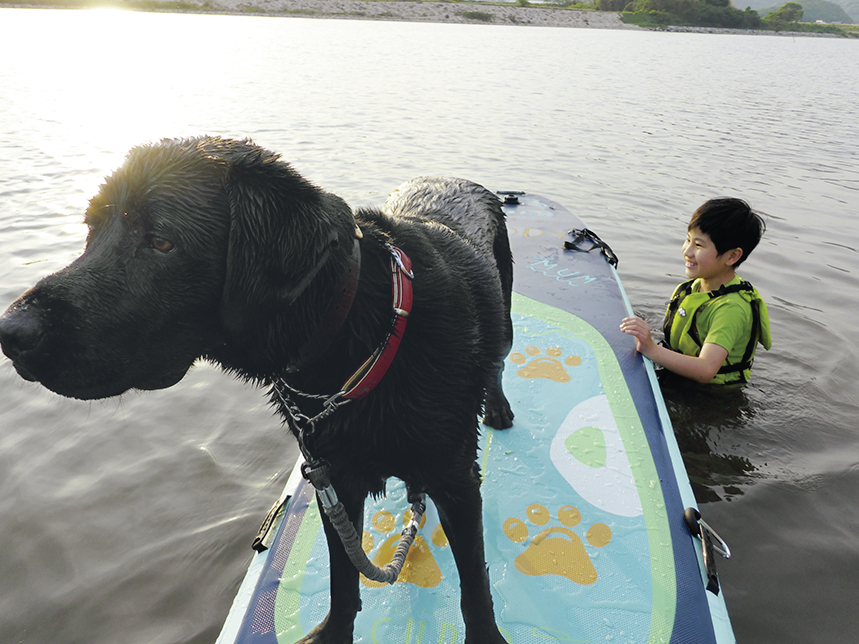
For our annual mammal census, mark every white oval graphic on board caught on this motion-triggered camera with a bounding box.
[550,394,643,518]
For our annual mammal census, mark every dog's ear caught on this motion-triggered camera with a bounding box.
[218,144,354,337]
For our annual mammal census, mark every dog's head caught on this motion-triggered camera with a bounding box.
[0,136,358,399]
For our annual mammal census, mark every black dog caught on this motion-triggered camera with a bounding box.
[0,137,514,643]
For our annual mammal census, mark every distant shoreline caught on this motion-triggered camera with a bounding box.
[1,0,849,37]
[2,0,638,29]
[204,0,634,29]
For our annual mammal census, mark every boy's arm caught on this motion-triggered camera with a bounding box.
[620,316,728,384]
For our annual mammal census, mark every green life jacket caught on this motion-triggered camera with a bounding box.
[662,277,772,384]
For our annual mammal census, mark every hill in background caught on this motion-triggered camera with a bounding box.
[741,0,857,21]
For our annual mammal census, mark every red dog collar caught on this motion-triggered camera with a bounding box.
[272,243,414,472]
[341,244,413,400]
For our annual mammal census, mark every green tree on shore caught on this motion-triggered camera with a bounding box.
[605,0,764,27]
[763,0,804,21]
[611,0,855,32]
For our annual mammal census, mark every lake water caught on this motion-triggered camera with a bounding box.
[1,7,858,643]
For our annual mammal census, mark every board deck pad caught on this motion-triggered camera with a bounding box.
[217,193,734,644]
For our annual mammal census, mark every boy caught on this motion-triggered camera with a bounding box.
[620,198,771,385]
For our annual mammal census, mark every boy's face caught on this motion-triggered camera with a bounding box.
[682,227,739,287]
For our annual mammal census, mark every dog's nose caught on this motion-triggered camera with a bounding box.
[0,304,44,360]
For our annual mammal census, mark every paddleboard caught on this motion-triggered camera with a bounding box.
[216,192,735,644]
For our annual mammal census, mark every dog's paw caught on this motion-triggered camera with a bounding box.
[463,626,509,644]
[296,613,354,644]
[360,508,448,588]
[483,392,514,430]
[509,346,582,383]
[503,503,611,585]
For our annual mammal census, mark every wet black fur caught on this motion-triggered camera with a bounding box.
[0,136,513,643]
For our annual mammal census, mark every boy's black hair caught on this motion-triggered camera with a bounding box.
[688,198,766,268]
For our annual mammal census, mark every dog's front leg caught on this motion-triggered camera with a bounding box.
[299,488,365,644]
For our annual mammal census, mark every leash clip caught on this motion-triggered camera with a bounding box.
[301,459,332,490]
[302,459,339,509]
[387,243,415,279]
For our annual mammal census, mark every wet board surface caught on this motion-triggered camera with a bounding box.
[217,192,735,644]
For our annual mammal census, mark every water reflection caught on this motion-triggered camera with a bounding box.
[658,371,757,504]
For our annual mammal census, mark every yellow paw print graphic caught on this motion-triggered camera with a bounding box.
[360,508,449,588]
[503,504,611,585]
[510,346,582,383]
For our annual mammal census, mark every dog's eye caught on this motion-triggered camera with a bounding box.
[148,236,176,253]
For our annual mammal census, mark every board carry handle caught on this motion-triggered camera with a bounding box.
[252,495,291,553]
[564,228,619,268]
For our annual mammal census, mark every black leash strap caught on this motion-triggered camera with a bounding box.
[256,380,425,581]
[564,228,619,268]
[301,458,426,584]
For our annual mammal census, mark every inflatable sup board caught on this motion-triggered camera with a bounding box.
[216,192,735,644]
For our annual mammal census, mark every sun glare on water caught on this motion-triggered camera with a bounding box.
[6,8,229,202]
[61,9,199,142]
[15,9,212,161]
